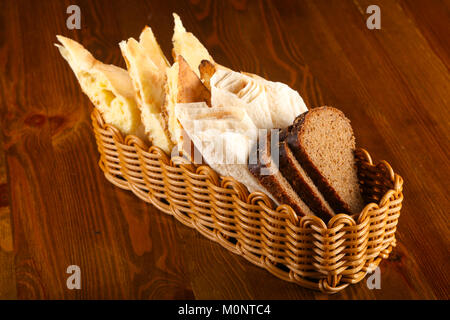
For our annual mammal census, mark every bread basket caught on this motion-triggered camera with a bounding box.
[91,108,403,294]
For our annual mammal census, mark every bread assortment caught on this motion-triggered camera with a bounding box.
[56,13,364,222]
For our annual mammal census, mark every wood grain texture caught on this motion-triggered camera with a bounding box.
[0,128,16,299]
[0,0,448,299]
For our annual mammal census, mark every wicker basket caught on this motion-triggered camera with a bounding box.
[91,108,403,294]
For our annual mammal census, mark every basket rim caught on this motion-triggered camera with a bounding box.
[91,108,403,229]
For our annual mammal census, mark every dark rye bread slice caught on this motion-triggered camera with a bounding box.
[286,106,364,214]
[248,130,314,217]
[278,129,335,221]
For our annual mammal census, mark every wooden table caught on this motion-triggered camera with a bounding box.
[0,0,448,300]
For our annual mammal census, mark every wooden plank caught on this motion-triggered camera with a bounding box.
[0,0,195,299]
[0,131,17,299]
[268,0,449,299]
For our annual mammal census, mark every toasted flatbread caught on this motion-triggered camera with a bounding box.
[198,60,216,91]
[177,55,211,159]
[172,13,214,78]
[177,56,211,106]
[119,28,173,153]
[55,35,144,137]
[162,55,212,160]
[163,55,212,145]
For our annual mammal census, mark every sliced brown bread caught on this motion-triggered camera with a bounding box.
[286,106,364,214]
[278,130,335,221]
[248,130,314,217]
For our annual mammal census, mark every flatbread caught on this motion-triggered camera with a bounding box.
[177,55,211,106]
[175,104,276,200]
[139,26,170,73]
[172,13,214,77]
[198,59,216,90]
[210,68,308,129]
[119,28,173,153]
[55,35,144,138]
[211,69,273,128]
[162,55,211,157]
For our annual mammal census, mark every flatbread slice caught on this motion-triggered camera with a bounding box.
[172,13,214,78]
[199,59,268,89]
[55,35,144,137]
[175,104,277,201]
[162,55,211,145]
[198,59,216,91]
[209,68,308,129]
[119,28,173,153]
[138,26,170,73]
[163,61,180,147]
[211,69,273,128]
[178,55,211,106]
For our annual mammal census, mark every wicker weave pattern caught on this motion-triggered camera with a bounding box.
[92,109,403,294]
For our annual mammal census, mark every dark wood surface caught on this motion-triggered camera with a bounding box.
[0,0,449,299]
